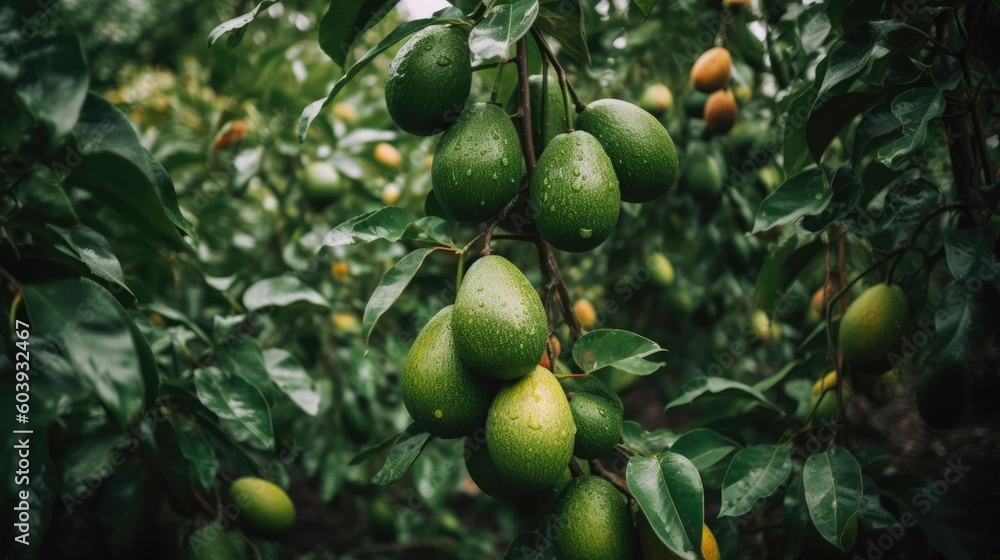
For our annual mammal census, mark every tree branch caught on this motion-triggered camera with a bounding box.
[529,27,587,113]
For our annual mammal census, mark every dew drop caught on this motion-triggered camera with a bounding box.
[501,302,507,307]
[466,168,472,176]
[527,416,542,430]
[477,284,484,291]
[434,410,443,419]
[549,205,556,211]
[478,301,485,308]
[571,182,582,191]
[579,228,593,238]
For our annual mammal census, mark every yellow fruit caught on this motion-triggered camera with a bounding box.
[812,370,840,397]
[574,299,598,329]
[723,0,751,9]
[331,312,361,334]
[332,102,358,123]
[734,84,752,103]
[229,477,295,533]
[331,261,350,279]
[752,310,780,343]
[374,142,402,168]
[149,312,165,327]
[382,183,401,205]
[639,517,721,560]
[704,90,738,135]
[690,47,732,93]
[808,284,831,323]
[855,369,897,406]
[648,252,675,287]
[639,83,673,115]
[811,371,852,421]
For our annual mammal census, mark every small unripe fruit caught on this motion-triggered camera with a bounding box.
[704,90,738,135]
[690,47,732,93]
[648,253,675,287]
[539,337,561,370]
[808,284,831,323]
[562,376,623,459]
[574,299,598,329]
[301,161,344,202]
[374,142,402,168]
[838,283,908,375]
[331,312,361,334]
[752,310,780,343]
[855,369,897,406]
[811,371,851,421]
[331,261,350,279]
[639,84,673,115]
[229,477,295,533]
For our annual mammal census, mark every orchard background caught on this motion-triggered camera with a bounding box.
[1,0,999,559]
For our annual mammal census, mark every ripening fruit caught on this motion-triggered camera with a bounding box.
[531,130,620,251]
[507,70,570,152]
[811,371,851,421]
[917,366,969,429]
[752,310,780,343]
[690,47,732,93]
[685,152,721,196]
[539,336,562,370]
[638,517,721,560]
[301,161,344,202]
[855,369,897,406]
[385,26,471,136]
[576,99,679,203]
[562,376,623,459]
[554,475,637,560]
[331,102,358,123]
[723,0,751,10]
[403,306,499,438]
[331,261,350,279]
[648,253,675,287]
[453,256,548,380]
[486,366,576,490]
[213,121,247,151]
[187,526,249,560]
[331,312,361,334]
[229,477,295,533]
[374,142,402,168]
[382,183,401,206]
[838,283,908,375]
[464,431,533,499]
[432,102,522,223]
[704,90,738,135]
[807,284,831,324]
[639,83,673,115]
[574,298,598,329]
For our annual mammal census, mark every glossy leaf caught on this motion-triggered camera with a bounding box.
[349,432,399,466]
[319,0,402,67]
[669,429,737,471]
[803,444,863,550]
[47,223,134,302]
[620,421,677,456]
[371,423,433,485]
[468,0,539,61]
[752,166,829,233]
[321,207,454,249]
[869,179,943,251]
[631,0,657,16]
[216,337,270,387]
[927,282,989,366]
[877,88,945,170]
[194,367,274,449]
[536,0,590,66]
[818,20,906,97]
[208,0,278,47]
[944,224,999,284]
[15,34,88,140]
[800,165,862,232]
[571,329,666,374]
[263,348,321,416]
[852,108,903,163]
[781,86,817,175]
[363,247,440,347]
[719,443,793,517]
[857,475,899,530]
[243,276,328,312]
[505,532,556,560]
[627,454,704,559]
[755,235,823,310]
[665,377,783,413]
[167,416,219,490]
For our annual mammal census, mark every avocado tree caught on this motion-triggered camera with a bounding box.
[1,0,998,559]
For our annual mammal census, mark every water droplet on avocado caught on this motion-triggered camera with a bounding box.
[549,205,556,211]
[571,182,582,191]
[434,409,443,418]
[476,284,484,291]
[574,168,580,176]
[579,228,593,238]
[502,157,509,165]
[501,302,507,307]
[527,416,542,430]
[477,301,485,308]
[466,168,472,176]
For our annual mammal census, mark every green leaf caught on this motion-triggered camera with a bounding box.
[349,432,399,466]
[627,454,704,559]
[167,416,219,490]
[620,421,677,456]
[927,282,989,366]
[216,337,270,388]
[800,165,863,232]
[631,0,657,16]
[319,1,402,67]
[755,235,823,310]
[468,0,539,61]
[876,88,945,170]
[194,367,274,449]
[243,276,328,312]
[817,20,907,98]
[15,171,78,226]
[15,34,88,140]
[321,207,454,249]
[782,468,808,559]
[666,377,783,413]
[944,224,999,284]
[298,8,470,142]
[263,348,321,416]
[208,0,278,47]
[362,247,439,347]
[571,329,667,374]
[669,429,737,471]
[857,475,899,530]
[930,53,962,91]
[882,481,989,560]
[610,356,665,376]
[752,166,829,233]
[62,433,119,496]
[97,459,145,555]
[371,423,433,485]
[781,86,818,176]
[868,179,942,251]
[719,443,793,517]
[807,91,888,165]
[803,444,863,550]
[47,223,134,303]
[536,0,590,66]
[851,108,903,163]
[67,94,196,249]
[22,278,147,427]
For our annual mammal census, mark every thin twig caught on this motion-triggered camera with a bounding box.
[589,459,633,501]
[529,27,587,113]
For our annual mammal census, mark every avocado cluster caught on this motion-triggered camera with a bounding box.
[688,47,739,134]
[400,256,624,499]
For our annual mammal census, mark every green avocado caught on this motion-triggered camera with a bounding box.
[464,430,533,499]
[917,366,969,429]
[432,102,522,222]
[229,477,295,533]
[553,475,637,560]
[487,366,577,491]
[187,526,249,560]
[684,91,710,118]
[648,252,675,287]
[506,71,570,152]
[402,305,499,438]
[838,283,909,375]
[576,99,679,203]
[561,376,623,460]
[530,131,620,252]
[685,152,721,196]
[301,161,344,203]
[385,26,471,136]
[452,255,548,380]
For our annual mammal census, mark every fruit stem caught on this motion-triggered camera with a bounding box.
[568,458,584,477]
[530,27,587,113]
[456,250,465,289]
[489,60,506,104]
[588,459,633,501]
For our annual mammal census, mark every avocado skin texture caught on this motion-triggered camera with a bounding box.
[463,431,533,499]
[188,527,249,560]
[838,283,909,375]
[561,376,623,460]
[638,518,721,560]
[230,477,295,533]
[487,366,576,491]
[576,99,679,203]
[432,102,522,222]
[530,131,620,252]
[917,366,968,429]
[403,305,499,438]
[506,71,570,152]
[453,255,548,380]
[553,475,637,560]
[385,26,471,136]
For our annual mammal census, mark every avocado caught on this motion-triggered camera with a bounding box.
[385,26,471,136]
[690,47,732,93]
[685,152,721,196]
[576,99,679,202]
[229,477,295,533]
[917,366,969,429]
[838,283,909,375]
[530,131,620,252]
[553,475,637,560]
[402,305,499,438]
[464,431,533,499]
[301,161,343,203]
[187,526,249,560]
[452,255,547,380]
[684,91,710,118]
[648,252,675,287]
[486,366,576,490]
[506,70,570,152]
[561,376,623,460]
[638,517,721,560]
[432,102,522,222]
